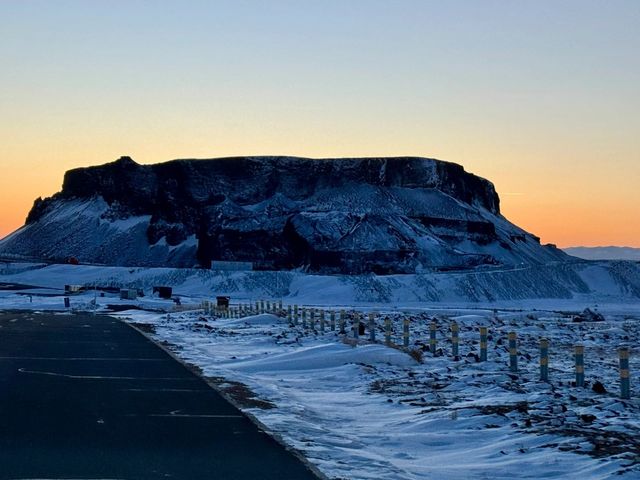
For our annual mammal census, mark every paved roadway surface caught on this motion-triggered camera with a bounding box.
[0,312,319,479]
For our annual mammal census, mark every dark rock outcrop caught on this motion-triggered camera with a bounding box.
[2,155,568,272]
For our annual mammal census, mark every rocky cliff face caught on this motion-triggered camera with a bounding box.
[2,156,568,272]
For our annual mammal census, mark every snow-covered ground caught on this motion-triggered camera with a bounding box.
[1,262,639,479]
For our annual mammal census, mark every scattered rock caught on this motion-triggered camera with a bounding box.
[580,413,597,423]
[573,308,605,323]
[592,381,607,394]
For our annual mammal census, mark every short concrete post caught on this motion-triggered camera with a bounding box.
[367,312,375,342]
[403,318,410,348]
[430,321,437,356]
[509,332,517,373]
[385,316,392,345]
[330,311,336,331]
[353,313,360,339]
[310,308,316,330]
[479,327,488,362]
[260,300,265,314]
[619,347,631,400]
[255,301,259,315]
[287,305,292,324]
[540,338,549,381]
[339,310,346,334]
[266,300,271,313]
[302,308,307,328]
[294,305,299,325]
[575,345,585,387]
[320,310,326,333]
[451,322,459,357]
[278,300,283,312]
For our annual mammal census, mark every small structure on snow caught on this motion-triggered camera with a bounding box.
[153,286,173,299]
[216,296,230,309]
[120,288,138,300]
[64,284,84,295]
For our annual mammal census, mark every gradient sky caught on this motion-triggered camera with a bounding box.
[1,1,638,247]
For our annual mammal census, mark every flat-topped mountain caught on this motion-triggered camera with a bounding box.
[0,156,568,272]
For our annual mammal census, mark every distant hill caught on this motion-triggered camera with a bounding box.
[564,246,640,261]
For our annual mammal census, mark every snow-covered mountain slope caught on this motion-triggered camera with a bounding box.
[0,156,568,272]
[564,246,640,261]
[2,260,638,305]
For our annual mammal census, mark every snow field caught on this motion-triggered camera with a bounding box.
[110,306,640,479]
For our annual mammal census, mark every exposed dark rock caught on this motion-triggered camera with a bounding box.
[573,308,606,323]
[2,155,570,272]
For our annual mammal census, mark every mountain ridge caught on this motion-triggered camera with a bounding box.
[564,246,640,261]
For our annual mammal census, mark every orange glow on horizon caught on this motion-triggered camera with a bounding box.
[1,149,638,249]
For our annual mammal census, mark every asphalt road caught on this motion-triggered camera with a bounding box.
[0,311,319,480]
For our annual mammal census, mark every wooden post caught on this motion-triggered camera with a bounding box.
[310,308,316,330]
[430,321,437,356]
[619,347,631,400]
[294,304,299,325]
[509,331,517,373]
[260,300,265,314]
[540,338,549,381]
[369,312,376,342]
[385,316,392,345]
[339,310,346,334]
[330,311,336,331]
[320,310,326,333]
[302,308,307,329]
[287,305,292,324]
[403,318,410,348]
[451,322,459,357]
[479,327,488,362]
[575,345,585,387]
[278,300,283,312]
[353,313,360,339]
[266,300,271,314]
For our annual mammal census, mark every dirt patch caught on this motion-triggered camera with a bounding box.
[208,376,276,410]
[477,402,529,416]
